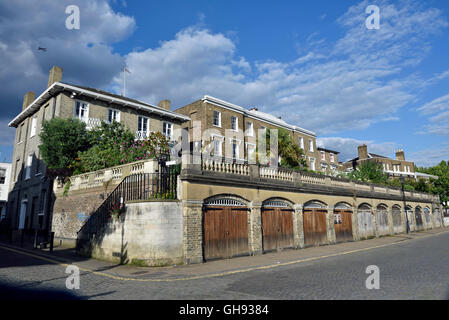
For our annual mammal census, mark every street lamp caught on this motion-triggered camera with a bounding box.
[400,175,410,234]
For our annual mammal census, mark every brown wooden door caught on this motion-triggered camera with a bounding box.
[261,207,294,252]
[334,209,353,243]
[303,209,328,247]
[203,206,249,261]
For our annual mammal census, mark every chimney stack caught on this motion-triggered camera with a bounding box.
[358,144,368,160]
[395,149,405,161]
[47,66,63,88]
[158,99,170,111]
[22,91,35,110]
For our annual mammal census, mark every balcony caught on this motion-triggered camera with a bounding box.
[83,118,102,130]
[135,131,149,140]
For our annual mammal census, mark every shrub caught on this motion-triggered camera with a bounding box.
[39,118,90,179]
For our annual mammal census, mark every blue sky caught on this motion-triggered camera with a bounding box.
[1,0,449,166]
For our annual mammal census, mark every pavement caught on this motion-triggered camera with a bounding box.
[1,226,448,282]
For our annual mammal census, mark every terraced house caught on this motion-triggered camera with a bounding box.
[174,95,319,170]
[6,66,189,235]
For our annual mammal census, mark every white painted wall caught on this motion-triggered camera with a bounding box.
[0,162,12,220]
[0,162,12,202]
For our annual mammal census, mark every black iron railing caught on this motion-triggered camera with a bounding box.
[78,168,179,238]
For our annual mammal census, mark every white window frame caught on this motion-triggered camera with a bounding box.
[309,157,316,171]
[246,143,256,163]
[29,117,37,138]
[108,108,120,123]
[246,121,254,137]
[231,116,238,131]
[213,110,221,127]
[320,151,325,161]
[309,140,314,152]
[298,136,304,149]
[330,153,335,163]
[25,154,32,180]
[232,141,239,159]
[74,100,89,123]
[211,135,224,156]
[163,122,174,141]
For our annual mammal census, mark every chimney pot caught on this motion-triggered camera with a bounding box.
[47,66,63,88]
[22,91,35,110]
[158,99,170,111]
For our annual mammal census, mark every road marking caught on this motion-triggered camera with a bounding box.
[1,230,448,283]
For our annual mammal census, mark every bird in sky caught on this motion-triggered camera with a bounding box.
[38,47,47,52]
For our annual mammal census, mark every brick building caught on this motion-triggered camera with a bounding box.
[6,66,189,233]
[317,147,340,174]
[174,95,320,170]
[341,144,437,180]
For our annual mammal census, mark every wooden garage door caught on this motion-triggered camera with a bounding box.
[376,208,389,236]
[303,209,328,247]
[358,209,374,239]
[406,210,415,231]
[334,209,353,243]
[261,207,294,252]
[415,210,424,231]
[392,208,402,234]
[204,206,249,261]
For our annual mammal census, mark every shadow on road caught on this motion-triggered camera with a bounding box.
[0,283,81,300]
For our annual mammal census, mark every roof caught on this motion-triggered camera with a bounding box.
[317,146,340,154]
[201,95,316,138]
[8,82,190,127]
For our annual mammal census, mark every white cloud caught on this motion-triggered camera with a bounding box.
[417,93,449,135]
[117,1,447,135]
[407,143,449,167]
[0,0,135,123]
[0,120,16,146]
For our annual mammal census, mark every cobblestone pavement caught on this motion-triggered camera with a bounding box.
[0,229,448,300]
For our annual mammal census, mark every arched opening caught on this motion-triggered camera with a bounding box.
[424,207,431,227]
[203,195,249,261]
[415,206,423,231]
[376,204,389,236]
[392,205,402,234]
[357,203,374,239]
[303,200,328,247]
[405,205,415,231]
[261,198,294,252]
[434,208,441,227]
[333,202,353,243]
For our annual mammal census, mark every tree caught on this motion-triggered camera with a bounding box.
[347,161,389,184]
[39,118,90,177]
[73,122,168,174]
[416,161,449,207]
[261,128,307,170]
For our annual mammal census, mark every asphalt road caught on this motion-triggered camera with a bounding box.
[0,231,448,300]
